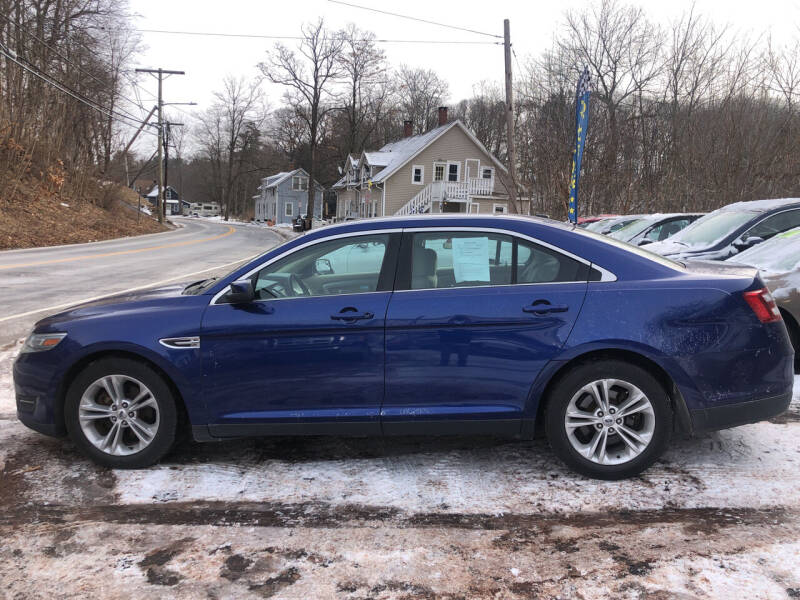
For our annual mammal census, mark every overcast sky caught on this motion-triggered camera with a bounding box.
[123,0,800,152]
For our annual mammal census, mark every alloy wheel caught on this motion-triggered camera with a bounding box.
[564,378,655,465]
[78,374,160,456]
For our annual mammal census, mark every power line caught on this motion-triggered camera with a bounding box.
[328,0,502,39]
[0,47,155,134]
[0,12,150,122]
[133,28,498,45]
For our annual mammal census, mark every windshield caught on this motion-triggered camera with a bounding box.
[731,227,800,272]
[672,211,756,247]
[608,218,650,241]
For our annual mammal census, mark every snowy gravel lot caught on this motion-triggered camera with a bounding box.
[1,338,799,599]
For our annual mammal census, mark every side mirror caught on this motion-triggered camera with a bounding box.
[733,235,764,251]
[227,279,255,304]
[315,258,334,275]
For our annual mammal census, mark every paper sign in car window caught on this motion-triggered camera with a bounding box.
[452,236,490,283]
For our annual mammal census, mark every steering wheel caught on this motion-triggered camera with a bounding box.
[289,273,311,297]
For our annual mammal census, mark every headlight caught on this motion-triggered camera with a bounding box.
[20,332,67,353]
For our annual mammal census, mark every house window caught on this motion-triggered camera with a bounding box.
[292,176,308,191]
[493,204,507,214]
[447,162,460,182]
[469,203,480,214]
[285,202,293,217]
[433,162,446,182]
[482,167,494,179]
[411,165,424,185]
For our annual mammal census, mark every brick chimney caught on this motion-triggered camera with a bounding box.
[403,120,413,138]
[437,106,448,126]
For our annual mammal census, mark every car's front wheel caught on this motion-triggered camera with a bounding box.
[64,357,178,468]
[545,359,671,480]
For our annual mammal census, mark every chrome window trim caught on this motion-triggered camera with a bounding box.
[209,229,404,305]
[401,226,617,282]
[209,225,618,306]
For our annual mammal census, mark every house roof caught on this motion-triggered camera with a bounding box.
[259,168,323,190]
[364,120,509,184]
[146,185,178,199]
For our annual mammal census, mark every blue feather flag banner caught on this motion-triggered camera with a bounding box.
[568,67,592,224]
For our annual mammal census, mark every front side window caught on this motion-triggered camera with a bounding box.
[745,209,800,241]
[250,234,391,300]
[406,231,590,290]
[644,218,691,242]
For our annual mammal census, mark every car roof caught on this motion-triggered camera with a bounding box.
[716,198,800,213]
[310,214,575,236]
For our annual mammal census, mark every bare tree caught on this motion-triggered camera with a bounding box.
[338,24,387,156]
[259,19,343,227]
[395,65,449,133]
[195,76,267,220]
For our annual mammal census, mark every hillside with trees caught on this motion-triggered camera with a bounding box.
[3,0,800,241]
[0,0,165,249]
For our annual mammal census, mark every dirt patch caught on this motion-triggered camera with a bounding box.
[139,537,195,567]
[0,175,167,250]
[0,499,791,535]
[247,567,300,598]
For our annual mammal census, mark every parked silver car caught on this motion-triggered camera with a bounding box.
[729,227,800,370]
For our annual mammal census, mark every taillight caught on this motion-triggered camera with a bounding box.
[743,288,782,323]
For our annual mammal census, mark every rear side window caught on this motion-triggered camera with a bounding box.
[409,231,513,289]
[516,238,588,283]
[404,231,589,290]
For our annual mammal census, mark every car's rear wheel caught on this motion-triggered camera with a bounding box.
[64,357,177,468]
[545,359,671,480]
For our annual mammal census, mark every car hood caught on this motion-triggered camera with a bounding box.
[34,283,193,329]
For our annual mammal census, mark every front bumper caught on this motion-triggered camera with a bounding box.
[13,353,67,438]
[690,390,792,432]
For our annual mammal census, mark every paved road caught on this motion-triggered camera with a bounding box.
[0,217,286,345]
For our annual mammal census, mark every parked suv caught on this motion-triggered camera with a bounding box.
[646,198,800,261]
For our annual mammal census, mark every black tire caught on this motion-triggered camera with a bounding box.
[782,311,800,373]
[544,359,672,480]
[64,357,178,468]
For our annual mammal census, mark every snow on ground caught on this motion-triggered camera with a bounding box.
[1,341,799,598]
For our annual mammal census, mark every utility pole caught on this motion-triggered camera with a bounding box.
[503,19,519,213]
[135,68,185,223]
[162,121,184,216]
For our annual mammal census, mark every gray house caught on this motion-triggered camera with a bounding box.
[254,168,324,225]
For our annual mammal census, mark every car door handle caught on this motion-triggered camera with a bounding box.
[523,301,568,314]
[331,308,374,321]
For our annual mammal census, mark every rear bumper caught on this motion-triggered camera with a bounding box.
[690,391,792,432]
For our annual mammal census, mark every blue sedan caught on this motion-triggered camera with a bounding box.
[13,215,795,479]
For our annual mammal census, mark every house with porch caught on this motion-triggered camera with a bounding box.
[254,168,324,225]
[332,107,518,220]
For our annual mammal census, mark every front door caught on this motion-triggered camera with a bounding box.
[383,229,588,434]
[201,232,400,437]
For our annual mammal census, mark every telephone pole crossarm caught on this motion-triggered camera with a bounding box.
[134,68,186,223]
